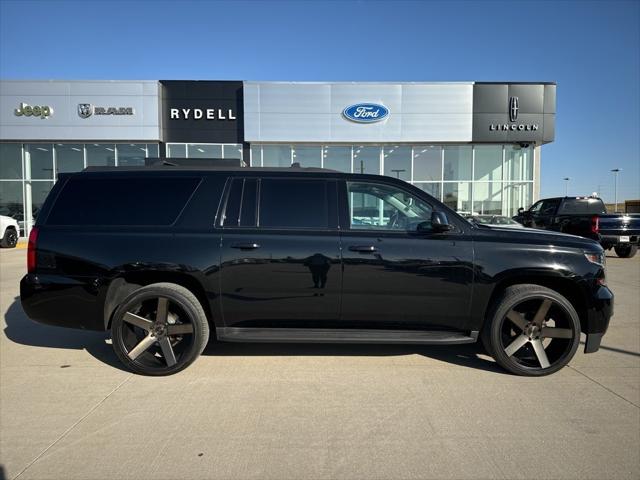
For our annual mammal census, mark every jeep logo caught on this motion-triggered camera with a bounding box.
[14,102,53,119]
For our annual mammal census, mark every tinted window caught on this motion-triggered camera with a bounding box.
[539,199,560,215]
[558,198,607,215]
[240,179,257,227]
[259,179,328,229]
[223,179,243,227]
[48,176,200,226]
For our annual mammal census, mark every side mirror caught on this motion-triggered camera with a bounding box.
[517,207,525,215]
[430,211,453,233]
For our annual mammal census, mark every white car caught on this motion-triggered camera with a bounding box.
[0,215,20,248]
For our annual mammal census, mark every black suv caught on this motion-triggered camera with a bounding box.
[20,166,613,376]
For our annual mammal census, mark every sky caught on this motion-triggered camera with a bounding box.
[1,0,638,202]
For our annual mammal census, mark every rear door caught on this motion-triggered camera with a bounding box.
[219,176,342,329]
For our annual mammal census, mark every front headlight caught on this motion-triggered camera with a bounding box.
[584,252,605,266]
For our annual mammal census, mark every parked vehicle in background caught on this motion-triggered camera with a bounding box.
[21,166,613,376]
[0,214,19,248]
[465,215,525,228]
[514,196,640,258]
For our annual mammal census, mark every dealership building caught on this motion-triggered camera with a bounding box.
[0,80,555,235]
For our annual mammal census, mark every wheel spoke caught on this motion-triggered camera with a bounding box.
[167,323,194,335]
[123,312,153,331]
[532,299,552,326]
[127,333,157,360]
[541,327,573,339]
[504,334,529,357]
[506,310,528,331]
[156,297,169,324]
[159,337,177,367]
[531,339,551,368]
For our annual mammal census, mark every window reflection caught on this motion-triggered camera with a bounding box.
[262,145,291,167]
[443,182,472,213]
[413,146,441,182]
[353,146,380,174]
[188,144,222,159]
[27,144,54,179]
[443,146,472,181]
[55,144,84,174]
[117,144,147,167]
[474,145,503,181]
[0,143,22,179]
[86,144,116,167]
[383,146,411,181]
[322,146,351,172]
[292,145,321,167]
[473,182,503,215]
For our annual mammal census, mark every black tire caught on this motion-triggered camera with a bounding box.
[111,282,210,376]
[0,228,18,248]
[614,244,637,258]
[481,284,581,376]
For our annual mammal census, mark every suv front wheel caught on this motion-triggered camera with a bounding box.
[482,284,581,376]
[111,282,210,375]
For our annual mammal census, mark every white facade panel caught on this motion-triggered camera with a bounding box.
[244,82,473,143]
[0,80,160,141]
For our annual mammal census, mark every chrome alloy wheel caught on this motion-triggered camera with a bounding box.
[500,297,576,370]
[119,297,195,368]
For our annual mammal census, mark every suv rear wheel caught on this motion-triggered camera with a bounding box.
[482,284,580,376]
[111,283,209,375]
[614,244,637,258]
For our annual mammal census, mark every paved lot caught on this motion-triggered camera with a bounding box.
[0,248,638,480]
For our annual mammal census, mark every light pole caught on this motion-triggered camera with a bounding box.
[611,168,621,212]
[563,177,570,196]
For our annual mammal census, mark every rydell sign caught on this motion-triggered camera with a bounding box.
[342,103,389,123]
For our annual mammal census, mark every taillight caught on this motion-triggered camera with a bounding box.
[27,227,39,273]
[591,215,599,234]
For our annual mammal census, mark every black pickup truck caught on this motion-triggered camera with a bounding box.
[514,196,640,258]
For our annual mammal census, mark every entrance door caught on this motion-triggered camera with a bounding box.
[339,180,474,331]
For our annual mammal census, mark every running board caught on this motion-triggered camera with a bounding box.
[216,327,478,345]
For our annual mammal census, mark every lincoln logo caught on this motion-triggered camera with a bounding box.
[509,96,519,122]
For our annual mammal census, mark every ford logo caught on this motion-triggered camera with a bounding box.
[342,103,389,123]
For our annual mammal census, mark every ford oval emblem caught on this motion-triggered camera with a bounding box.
[342,103,389,123]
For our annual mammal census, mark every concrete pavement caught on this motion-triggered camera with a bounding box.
[1,248,638,479]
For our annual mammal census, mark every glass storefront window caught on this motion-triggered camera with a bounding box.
[322,146,351,172]
[416,182,442,201]
[262,145,291,167]
[443,146,472,181]
[117,144,148,166]
[55,144,84,174]
[473,182,503,215]
[443,182,472,213]
[86,144,116,167]
[188,144,222,159]
[292,145,321,167]
[0,143,22,179]
[0,181,24,228]
[353,146,380,174]
[27,144,54,179]
[505,145,534,181]
[31,181,54,222]
[474,145,503,181]
[413,146,442,182]
[147,144,159,158]
[250,145,261,166]
[167,144,187,158]
[383,145,411,182]
[223,144,243,160]
[504,182,533,216]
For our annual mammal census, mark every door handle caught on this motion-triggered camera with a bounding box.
[348,245,377,253]
[231,242,261,250]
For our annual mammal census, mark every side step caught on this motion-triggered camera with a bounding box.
[216,327,478,345]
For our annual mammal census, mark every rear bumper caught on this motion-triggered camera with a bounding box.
[20,273,105,331]
[600,234,639,247]
[582,285,614,353]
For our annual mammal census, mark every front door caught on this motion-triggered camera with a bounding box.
[339,180,474,331]
[219,177,341,328]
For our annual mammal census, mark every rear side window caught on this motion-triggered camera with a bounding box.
[259,178,328,229]
[47,176,200,226]
[222,178,257,227]
[558,198,607,215]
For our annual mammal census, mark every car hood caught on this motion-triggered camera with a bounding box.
[474,224,602,250]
